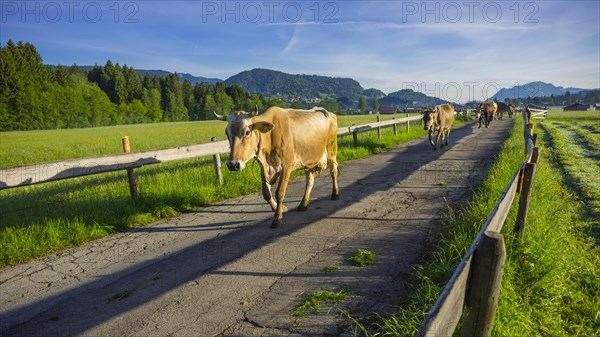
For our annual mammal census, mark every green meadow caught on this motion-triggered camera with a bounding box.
[0,113,430,267]
[0,113,418,168]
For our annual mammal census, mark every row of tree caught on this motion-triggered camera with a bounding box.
[0,40,295,131]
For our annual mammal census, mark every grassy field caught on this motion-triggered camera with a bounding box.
[354,112,600,336]
[0,113,436,267]
[0,113,416,168]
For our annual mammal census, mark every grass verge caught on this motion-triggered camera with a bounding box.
[351,117,599,336]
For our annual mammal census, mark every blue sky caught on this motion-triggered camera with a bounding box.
[1,0,599,102]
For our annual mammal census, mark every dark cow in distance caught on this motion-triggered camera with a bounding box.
[214,106,339,228]
[479,101,497,128]
[496,102,515,119]
[423,103,455,150]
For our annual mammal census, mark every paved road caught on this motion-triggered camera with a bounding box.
[0,119,513,337]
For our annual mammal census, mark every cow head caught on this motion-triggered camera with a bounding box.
[422,107,436,131]
[214,106,274,171]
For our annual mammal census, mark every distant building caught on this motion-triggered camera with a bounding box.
[562,102,589,111]
[379,107,397,114]
[595,103,600,111]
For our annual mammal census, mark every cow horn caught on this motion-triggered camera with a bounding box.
[213,111,227,121]
[250,105,259,117]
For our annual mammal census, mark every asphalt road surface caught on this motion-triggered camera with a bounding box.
[0,119,513,337]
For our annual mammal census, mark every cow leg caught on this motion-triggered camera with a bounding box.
[445,128,450,146]
[330,160,339,200]
[260,166,286,214]
[298,170,314,211]
[434,129,442,150]
[271,167,293,228]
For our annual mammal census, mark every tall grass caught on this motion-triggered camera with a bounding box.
[354,116,600,336]
[0,117,432,267]
[494,119,599,336]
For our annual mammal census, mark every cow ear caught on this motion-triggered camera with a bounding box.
[250,121,274,133]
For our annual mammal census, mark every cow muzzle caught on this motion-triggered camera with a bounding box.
[226,160,246,171]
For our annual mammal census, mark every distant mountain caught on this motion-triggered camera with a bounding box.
[490,81,592,101]
[223,68,449,109]
[224,68,369,105]
[379,89,449,108]
[362,88,386,99]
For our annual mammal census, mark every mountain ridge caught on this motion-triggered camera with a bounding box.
[490,81,595,101]
[54,64,596,107]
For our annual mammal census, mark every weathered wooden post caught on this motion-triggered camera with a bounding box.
[353,129,359,147]
[392,117,397,135]
[376,115,381,140]
[406,113,410,132]
[211,137,223,186]
[460,231,506,337]
[514,162,537,234]
[121,136,139,201]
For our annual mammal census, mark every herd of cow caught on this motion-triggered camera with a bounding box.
[213,101,511,227]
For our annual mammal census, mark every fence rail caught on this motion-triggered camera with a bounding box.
[416,108,540,337]
[0,115,422,190]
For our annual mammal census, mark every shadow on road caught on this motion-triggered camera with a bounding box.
[1,121,511,336]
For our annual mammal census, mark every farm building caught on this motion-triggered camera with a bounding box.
[562,102,589,111]
[379,107,398,114]
[595,103,600,111]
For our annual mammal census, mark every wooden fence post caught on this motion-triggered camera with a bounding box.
[406,113,410,132]
[121,136,139,201]
[460,231,506,337]
[530,147,540,165]
[211,137,223,186]
[353,129,359,147]
[377,115,381,140]
[392,118,397,135]
[514,162,537,234]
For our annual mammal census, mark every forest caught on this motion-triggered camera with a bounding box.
[0,40,287,131]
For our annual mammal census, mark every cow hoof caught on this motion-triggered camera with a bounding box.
[440,144,444,148]
[297,205,308,211]
[331,193,339,200]
[433,147,437,151]
[270,220,282,228]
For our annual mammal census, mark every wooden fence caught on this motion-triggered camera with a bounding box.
[416,107,541,337]
[0,114,422,193]
[529,108,548,119]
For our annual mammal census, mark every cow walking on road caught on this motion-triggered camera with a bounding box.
[479,101,497,128]
[496,102,515,119]
[214,106,339,228]
[423,104,455,150]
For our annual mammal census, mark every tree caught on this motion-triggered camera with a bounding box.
[182,79,194,113]
[142,88,162,122]
[358,96,367,112]
[320,99,338,113]
[123,66,143,102]
[372,97,380,112]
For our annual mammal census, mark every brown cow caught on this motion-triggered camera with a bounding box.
[496,102,514,119]
[214,106,339,228]
[423,103,455,150]
[479,101,497,128]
